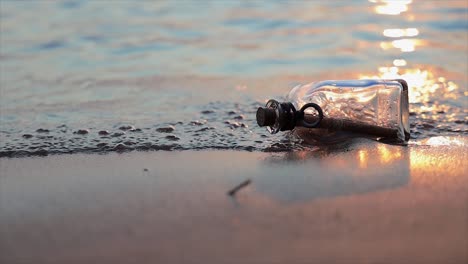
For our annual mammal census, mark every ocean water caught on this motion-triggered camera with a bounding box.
[0,0,466,157]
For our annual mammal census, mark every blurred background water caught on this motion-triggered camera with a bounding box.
[0,0,466,157]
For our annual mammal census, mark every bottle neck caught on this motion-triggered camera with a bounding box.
[256,99,323,134]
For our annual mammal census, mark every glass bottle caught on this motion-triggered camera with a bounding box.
[256,79,410,142]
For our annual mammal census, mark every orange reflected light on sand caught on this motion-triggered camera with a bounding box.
[383,28,419,38]
[359,67,459,104]
[409,150,439,183]
[357,149,369,169]
[377,145,402,164]
[409,138,466,185]
[355,145,402,169]
[373,0,412,15]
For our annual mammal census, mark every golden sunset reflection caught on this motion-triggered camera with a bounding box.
[358,149,368,169]
[367,0,462,105]
[279,144,407,170]
[337,144,405,170]
[409,137,466,186]
[383,28,419,38]
[371,0,412,15]
[393,59,407,66]
[378,144,402,164]
[380,38,425,52]
[415,136,466,147]
[355,145,404,168]
[359,67,459,104]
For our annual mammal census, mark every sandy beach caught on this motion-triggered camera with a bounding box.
[1,138,466,264]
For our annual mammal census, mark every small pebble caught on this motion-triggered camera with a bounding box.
[225,121,241,129]
[98,130,110,135]
[156,126,175,133]
[190,121,204,126]
[165,135,180,141]
[36,128,49,133]
[22,134,33,139]
[119,125,135,131]
[74,129,89,135]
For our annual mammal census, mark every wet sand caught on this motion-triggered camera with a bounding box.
[0,138,467,264]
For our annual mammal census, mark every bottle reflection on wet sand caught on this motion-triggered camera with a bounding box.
[256,139,410,203]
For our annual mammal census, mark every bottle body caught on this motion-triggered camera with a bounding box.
[286,79,410,142]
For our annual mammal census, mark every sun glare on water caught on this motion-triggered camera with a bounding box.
[359,67,459,104]
[383,28,419,38]
[370,0,412,15]
[362,0,461,104]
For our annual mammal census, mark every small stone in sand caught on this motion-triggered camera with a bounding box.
[36,128,49,133]
[190,121,204,126]
[165,135,180,141]
[119,125,135,131]
[156,126,175,133]
[74,129,89,135]
[22,134,33,139]
[98,130,110,136]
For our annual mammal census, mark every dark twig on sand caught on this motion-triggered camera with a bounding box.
[227,179,251,196]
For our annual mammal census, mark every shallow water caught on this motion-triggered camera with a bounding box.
[0,1,467,157]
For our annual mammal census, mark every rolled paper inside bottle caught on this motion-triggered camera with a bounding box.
[303,115,399,138]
